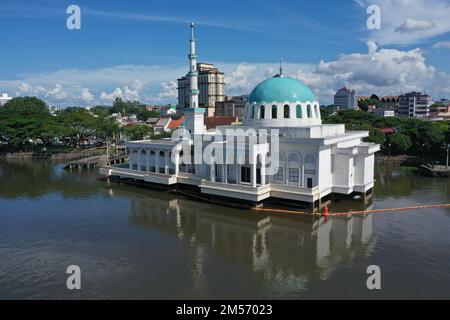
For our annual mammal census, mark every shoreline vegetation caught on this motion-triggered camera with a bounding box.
[1,97,450,170]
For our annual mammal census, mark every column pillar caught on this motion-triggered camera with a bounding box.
[251,153,257,188]
[129,149,133,169]
[146,150,150,172]
[301,164,305,187]
[289,103,296,119]
[155,151,160,174]
[137,149,141,171]
[261,155,266,186]
[165,152,169,175]
[175,152,180,175]
[224,164,228,184]
[235,165,240,185]
[210,163,215,182]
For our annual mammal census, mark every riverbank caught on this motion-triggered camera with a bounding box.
[0,147,109,162]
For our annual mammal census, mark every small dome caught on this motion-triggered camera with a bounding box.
[248,76,315,104]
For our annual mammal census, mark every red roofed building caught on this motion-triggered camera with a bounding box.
[380,128,397,135]
[167,116,186,130]
[154,116,186,134]
[205,116,238,130]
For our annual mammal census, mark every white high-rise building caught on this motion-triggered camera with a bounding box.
[0,93,12,106]
[398,91,433,118]
[178,58,225,116]
[334,87,358,110]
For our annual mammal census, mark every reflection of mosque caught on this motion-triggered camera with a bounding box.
[125,188,376,285]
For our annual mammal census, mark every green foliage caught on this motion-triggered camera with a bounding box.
[135,108,159,121]
[0,97,52,148]
[358,98,384,112]
[0,97,122,151]
[55,107,97,144]
[123,125,152,140]
[321,109,450,156]
[386,133,412,154]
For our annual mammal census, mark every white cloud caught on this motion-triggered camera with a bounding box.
[80,88,94,103]
[1,42,450,106]
[100,87,123,102]
[395,18,435,34]
[222,42,447,104]
[357,0,450,45]
[17,83,67,101]
[432,41,450,49]
[155,81,178,101]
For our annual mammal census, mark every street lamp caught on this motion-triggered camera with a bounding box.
[388,143,392,159]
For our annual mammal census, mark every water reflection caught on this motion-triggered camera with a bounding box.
[0,160,101,199]
[1,159,449,299]
[126,191,375,290]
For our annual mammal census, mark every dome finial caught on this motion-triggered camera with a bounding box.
[279,58,284,77]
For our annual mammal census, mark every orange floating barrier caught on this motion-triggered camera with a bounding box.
[323,206,330,217]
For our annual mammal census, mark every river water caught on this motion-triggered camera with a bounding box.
[0,160,449,299]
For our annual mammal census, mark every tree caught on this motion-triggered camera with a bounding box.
[55,107,97,146]
[358,98,383,112]
[0,97,53,149]
[93,115,120,142]
[135,107,159,121]
[110,97,142,116]
[386,133,412,154]
[123,125,152,140]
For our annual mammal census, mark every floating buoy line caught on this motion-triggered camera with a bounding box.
[253,203,450,217]
[170,189,450,217]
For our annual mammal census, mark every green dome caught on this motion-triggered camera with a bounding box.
[248,76,316,104]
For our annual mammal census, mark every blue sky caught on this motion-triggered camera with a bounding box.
[0,0,449,105]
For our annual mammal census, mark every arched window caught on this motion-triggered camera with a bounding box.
[284,105,290,118]
[260,105,265,119]
[288,153,300,162]
[272,105,277,119]
[159,151,165,158]
[305,154,315,163]
[296,105,302,118]
[307,105,312,118]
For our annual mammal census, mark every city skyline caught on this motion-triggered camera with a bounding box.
[0,0,450,106]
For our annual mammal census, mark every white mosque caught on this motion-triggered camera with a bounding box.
[101,23,379,211]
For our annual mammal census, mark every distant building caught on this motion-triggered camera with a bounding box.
[178,62,225,117]
[357,94,399,110]
[214,95,248,120]
[373,108,395,118]
[434,98,450,106]
[334,87,357,110]
[398,91,433,118]
[49,105,62,115]
[0,93,12,106]
[154,116,186,134]
[429,103,450,119]
[205,116,238,130]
